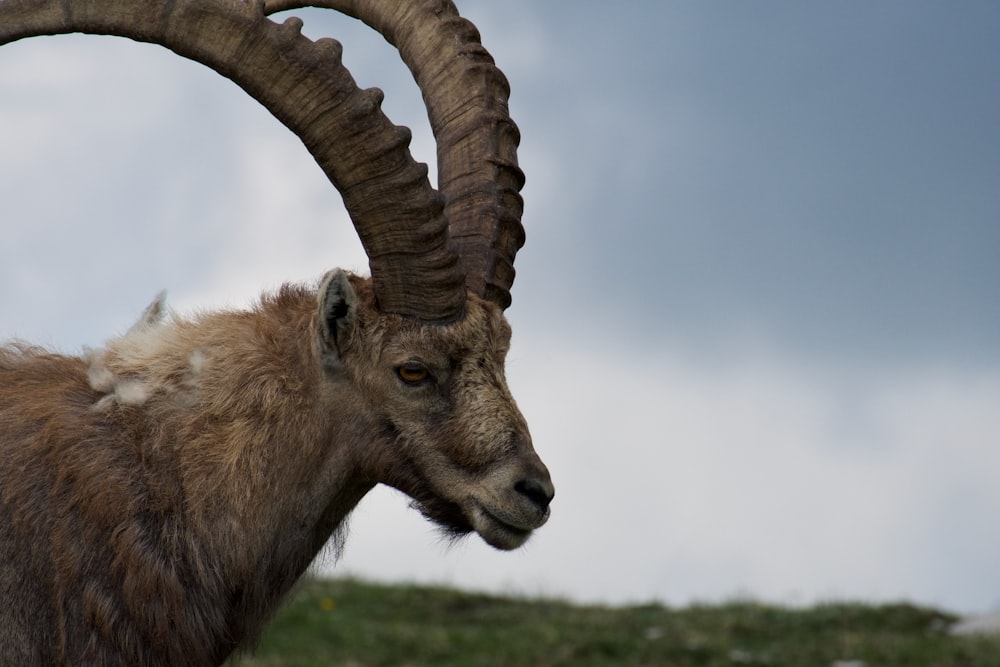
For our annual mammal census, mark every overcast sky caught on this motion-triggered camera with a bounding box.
[2,2,999,614]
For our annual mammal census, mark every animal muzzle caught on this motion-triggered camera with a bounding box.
[469,455,554,550]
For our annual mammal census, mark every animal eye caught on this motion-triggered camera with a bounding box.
[397,363,430,385]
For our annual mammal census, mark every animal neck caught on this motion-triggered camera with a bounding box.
[90,285,378,652]
[183,292,379,646]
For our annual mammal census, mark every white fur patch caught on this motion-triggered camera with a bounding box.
[189,349,207,376]
[85,292,172,409]
[85,348,116,394]
[114,380,151,406]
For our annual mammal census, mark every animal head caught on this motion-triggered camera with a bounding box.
[318,271,552,549]
[0,0,552,549]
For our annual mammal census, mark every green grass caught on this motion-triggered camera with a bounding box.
[229,577,1000,667]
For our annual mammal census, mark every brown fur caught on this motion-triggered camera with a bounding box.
[0,272,552,666]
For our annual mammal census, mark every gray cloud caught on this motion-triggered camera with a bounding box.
[500,2,1000,366]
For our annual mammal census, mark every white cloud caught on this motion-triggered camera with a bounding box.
[327,336,1000,613]
[0,32,368,343]
[166,125,370,312]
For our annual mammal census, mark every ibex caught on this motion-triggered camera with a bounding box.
[0,1,554,664]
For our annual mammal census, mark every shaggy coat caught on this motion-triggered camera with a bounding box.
[0,272,552,665]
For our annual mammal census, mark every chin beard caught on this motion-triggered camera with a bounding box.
[382,451,476,538]
[409,496,474,538]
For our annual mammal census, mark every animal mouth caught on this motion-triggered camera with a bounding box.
[468,501,539,551]
[410,496,538,550]
[392,454,549,550]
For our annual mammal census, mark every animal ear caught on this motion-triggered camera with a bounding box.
[317,270,357,363]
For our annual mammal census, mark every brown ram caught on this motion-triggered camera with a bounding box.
[0,0,554,664]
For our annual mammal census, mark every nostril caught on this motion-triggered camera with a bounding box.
[514,478,555,512]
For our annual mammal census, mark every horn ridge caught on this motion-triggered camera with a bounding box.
[0,0,467,321]
[265,0,527,310]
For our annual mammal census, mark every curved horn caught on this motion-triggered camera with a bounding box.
[0,0,468,321]
[265,0,526,309]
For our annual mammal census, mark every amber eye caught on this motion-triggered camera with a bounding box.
[397,363,430,385]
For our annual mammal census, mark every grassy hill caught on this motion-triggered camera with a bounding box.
[228,577,1000,667]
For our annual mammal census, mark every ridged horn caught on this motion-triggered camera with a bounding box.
[0,0,468,322]
[264,0,527,309]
